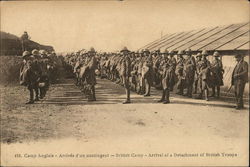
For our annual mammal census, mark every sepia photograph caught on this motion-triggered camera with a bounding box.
[0,0,249,166]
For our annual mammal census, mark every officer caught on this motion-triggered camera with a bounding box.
[231,53,248,109]
[193,53,202,94]
[210,51,224,98]
[120,47,132,104]
[175,50,185,95]
[197,50,211,101]
[141,49,154,96]
[183,48,196,98]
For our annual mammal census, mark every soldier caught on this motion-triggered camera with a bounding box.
[20,51,39,104]
[231,54,248,110]
[193,53,202,94]
[197,50,211,101]
[137,50,145,95]
[85,47,98,101]
[210,51,224,98]
[168,50,177,91]
[158,50,176,104]
[141,49,154,96]
[39,50,50,99]
[31,49,42,101]
[120,47,132,104]
[152,49,162,88]
[175,50,185,95]
[183,49,196,98]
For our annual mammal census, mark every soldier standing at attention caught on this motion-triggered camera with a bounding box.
[197,50,211,101]
[176,50,185,95]
[183,49,196,98]
[210,51,224,98]
[167,50,177,91]
[85,47,98,101]
[120,47,132,104]
[231,54,248,110]
[158,50,176,104]
[142,49,154,97]
[193,53,202,94]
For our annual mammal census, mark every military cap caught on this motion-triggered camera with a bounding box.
[185,48,192,55]
[234,53,244,58]
[32,49,39,55]
[213,51,220,57]
[169,50,175,55]
[88,47,96,53]
[201,50,208,56]
[22,51,31,58]
[154,49,160,54]
[196,53,202,57]
[120,47,130,53]
[177,50,184,55]
[143,49,150,54]
[164,49,169,55]
[39,50,47,55]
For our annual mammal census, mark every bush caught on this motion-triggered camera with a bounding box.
[0,56,23,84]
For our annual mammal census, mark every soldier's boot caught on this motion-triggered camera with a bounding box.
[193,81,198,94]
[144,83,150,96]
[26,88,34,104]
[188,86,193,98]
[123,88,131,104]
[176,88,183,95]
[211,87,215,97]
[158,89,166,102]
[197,91,203,99]
[204,89,209,101]
[34,88,39,101]
[163,89,170,104]
[92,86,96,101]
[216,86,220,98]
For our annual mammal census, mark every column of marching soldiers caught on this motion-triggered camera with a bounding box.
[63,47,248,109]
[20,49,59,104]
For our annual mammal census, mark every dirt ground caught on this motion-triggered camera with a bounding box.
[0,78,249,166]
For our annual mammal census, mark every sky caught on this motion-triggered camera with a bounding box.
[1,0,249,52]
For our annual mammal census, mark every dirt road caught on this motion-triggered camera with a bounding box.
[1,78,249,166]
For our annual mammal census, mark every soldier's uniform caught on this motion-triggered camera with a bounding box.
[167,51,177,91]
[210,51,224,98]
[85,48,98,101]
[197,50,211,101]
[158,51,176,104]
[194,53,202,94]
[141,49,154,96]
[31,49,43,101]
[183,49,196,97]
[231,54,248,109]
[152,50,162,88]
[39,50,50,99]
[20,50,41,104]
[175,50,185,95]
[120,47,132,104]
